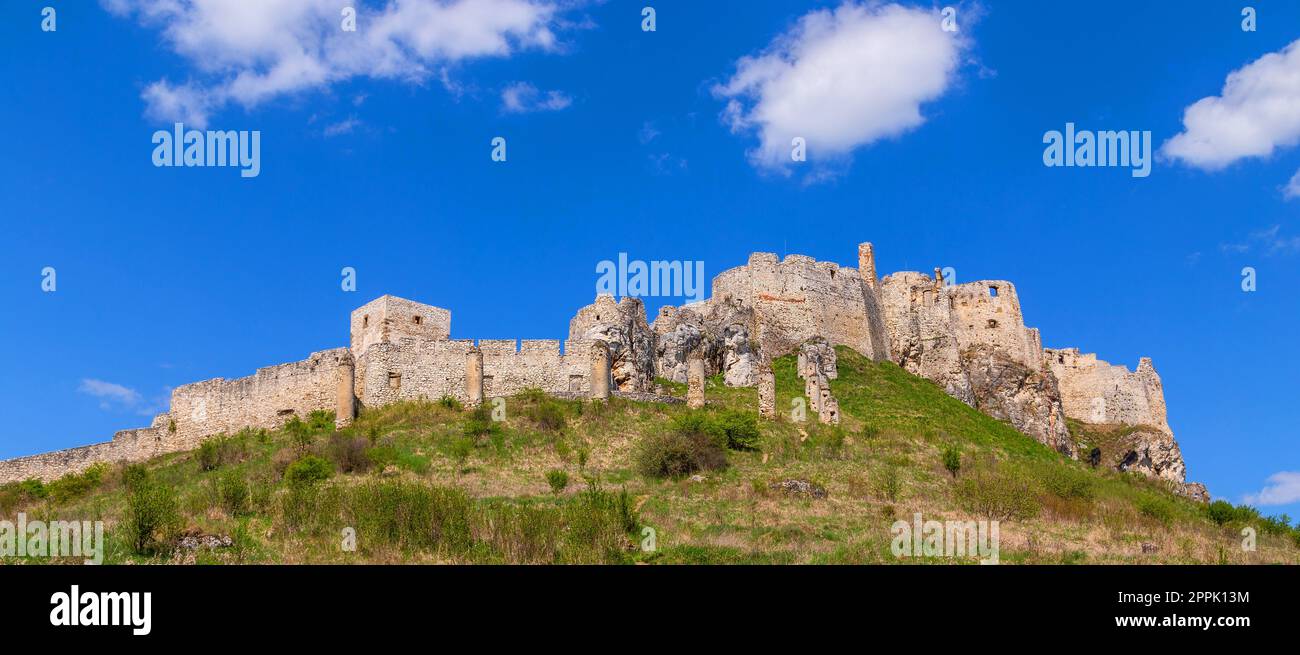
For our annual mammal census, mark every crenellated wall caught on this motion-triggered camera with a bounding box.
[0,240,1193,490]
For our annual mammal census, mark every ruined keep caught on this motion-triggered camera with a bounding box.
[0,242,1203,499]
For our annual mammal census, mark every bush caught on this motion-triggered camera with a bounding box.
[437,395,463,411]
[284,455,333,485]
[546,469,570,495]
[635,431,728,479]
[1206,499,1236,526]
[463,405,501,441]
[526,401,568,433]
[1039,465,1095,501]
[218,469,251,516]
[942,445,961,479]
[669,409,760,451]
[1137,496,1174,526]
[284,416,314,454]
[958,462,1040,521]
[307,410,336,433]
[47,463,110,503]
[715,411,761,451]
[871,464,902,502]
[343,481,473,553]
[123,468,180,555]
[196,434,248,471]
[18,478,49,500]
[327,433,371,474]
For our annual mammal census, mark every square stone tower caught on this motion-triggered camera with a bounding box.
[350,295,451,357]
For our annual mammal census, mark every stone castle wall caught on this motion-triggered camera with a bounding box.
[710,252,891,362]
[0,240,1191,490]
[356,336,596,409]
[878,270,1072,454]
[1045,348,1169,430]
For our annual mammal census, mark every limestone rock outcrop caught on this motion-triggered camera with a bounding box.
[0,240,1202,498]
[569,295,656,392]
[879,271,1072,456]
[652,300,760,386]
[1046,349,1189,483]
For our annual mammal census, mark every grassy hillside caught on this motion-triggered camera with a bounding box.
[3,346,1297,565]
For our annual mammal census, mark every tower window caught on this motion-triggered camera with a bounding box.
[388,372,401,390]
[413,315,422,325]
[988,286,999,297]
[363,315,369,328]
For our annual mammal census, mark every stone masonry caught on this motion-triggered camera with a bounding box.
[0,241,1198,494]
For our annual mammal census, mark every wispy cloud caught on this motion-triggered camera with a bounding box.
[78,378,166,416]
[500,81,572,114]
[104,0,578,128]
[1244,471,1300,507]
[323,116,362,137]
[1219,224,1300,256]
[638,121,661,145]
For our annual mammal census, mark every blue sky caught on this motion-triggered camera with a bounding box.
[1,1,1297,518]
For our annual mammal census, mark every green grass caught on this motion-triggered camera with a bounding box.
[2,346,1297,565]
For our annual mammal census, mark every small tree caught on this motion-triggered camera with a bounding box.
[546,469,570,495]
[942,444,962,479]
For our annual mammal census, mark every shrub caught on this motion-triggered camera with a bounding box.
[558,482,639,563]
[437,395,463,411]
[218,469,251,516]
[871,464,901,502]
[526,401,568,433]
[546,469,570,495]
[634,431,728,479]
[18,478,49,500]
[942,445,962,479]
[123,469,180,555]
[327,433,371,474]
[1039,465,1095,501]
[284,417,314,454]
[462,405,501,441]
[1206,499,1236,526]
[715,411,761,451]
[1137,496,1174,526]
[669,409,760,451]
[284,455,333,485]
[47,463,110,503]
[958,462,1040,521]
[307,409,336,433]
[279,482,342,536]
[448,436,475,470]
[343,481,473,553]
[196,434,248,471]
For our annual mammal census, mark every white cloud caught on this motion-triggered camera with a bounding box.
[104,0,574,127]
[323,116,362,136]
[78,378,169,416]
[79,378,143,411]
[1285,169,1300,199]
[500,81,572,113]
[1244,471,1300,507]
[1163,39,1300,174]
[712,2,968,176]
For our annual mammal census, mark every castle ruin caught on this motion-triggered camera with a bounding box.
[0,242,1204,499]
